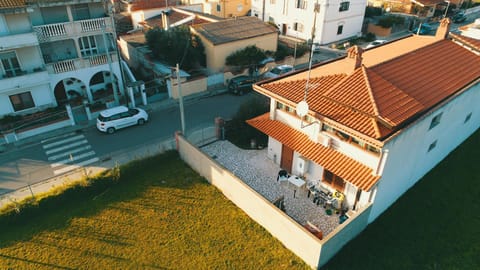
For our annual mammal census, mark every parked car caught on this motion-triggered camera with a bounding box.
[452,11,467,23]
[412,23,433,35]
[96,105,148,134]
[262,65,295,79]
[366,39,387,49]
[228,75,257,95]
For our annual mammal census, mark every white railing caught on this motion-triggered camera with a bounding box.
[33,17,112,42]
[80,18,107,33]
[52,60,76,73]
[34,23,68,41]
[46,53,118,74]
[88,54,108,66]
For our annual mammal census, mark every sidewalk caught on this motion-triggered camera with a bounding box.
[0,88,227,155]
[0,89,221,209]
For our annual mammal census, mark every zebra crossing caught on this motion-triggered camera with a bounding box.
[42,132,99,176]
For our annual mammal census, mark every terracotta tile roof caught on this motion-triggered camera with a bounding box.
[192,16,278,45]
[128,0,178,12]
[247,113,380,191]
[143,9,214,29]
[256,35,480,140]
[450,33,480,52]
[0,0,26,9]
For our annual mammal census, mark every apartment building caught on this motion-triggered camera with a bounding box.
[0,0,124,118]
[251,0,366,45]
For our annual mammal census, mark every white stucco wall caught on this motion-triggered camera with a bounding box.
[369,82,480,222]
[251,0,366,44]
[267,136,282,164]
[5,13,31,34]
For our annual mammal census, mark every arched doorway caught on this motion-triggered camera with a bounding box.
[90,71,119,101]
[54,78,87,106]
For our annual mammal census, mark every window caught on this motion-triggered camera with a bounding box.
[9,92,34,111]
[293,22,304,32]
[79,36,98,57]
[428,140,437,152]
[71,4,90,20]
[1,52,22,78]
[464,113,472,123]
[337,25,344,35]
[323,169,346,191]
[339,1,350,12]
[217,4,221,12]
[429,113,442,130]
[296,0,307,9]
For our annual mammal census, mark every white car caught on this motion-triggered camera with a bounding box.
[366,39,387,49]
[263,64,295,79]
[96,105,148,134]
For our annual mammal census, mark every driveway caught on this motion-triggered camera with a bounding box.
[201,140,342,237]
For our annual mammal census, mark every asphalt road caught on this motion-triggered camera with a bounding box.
[0,92,254,195]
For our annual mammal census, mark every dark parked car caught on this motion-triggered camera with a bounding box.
[412,23,433,35]
[228,75,257,95]
[452,11,467,23]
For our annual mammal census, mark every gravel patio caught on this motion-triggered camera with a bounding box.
[201,140,342,237]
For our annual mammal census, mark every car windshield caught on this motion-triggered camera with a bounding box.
[270,68,283,75]
[98,115,108,122]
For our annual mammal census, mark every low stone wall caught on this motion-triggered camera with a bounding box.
[170,77,207,99]
[176,134,323,268]
[367,23,392,37]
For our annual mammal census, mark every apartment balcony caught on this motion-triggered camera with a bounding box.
[33,17,113,43]
[0,32,39,50]
[45,53,118,74]
[0,68,49,92]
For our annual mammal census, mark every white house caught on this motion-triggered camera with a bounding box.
[0,0,125,118]
[250,0,367,45]
[248,18,480,227]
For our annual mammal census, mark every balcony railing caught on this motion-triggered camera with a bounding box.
[46,53,118,74]
[33,17,112,42]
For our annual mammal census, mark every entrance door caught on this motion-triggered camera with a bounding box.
[280,144,293,173]
[282,24,287,35]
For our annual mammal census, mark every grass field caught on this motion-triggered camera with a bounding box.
[0,151,309,269]
[323,129,480,269]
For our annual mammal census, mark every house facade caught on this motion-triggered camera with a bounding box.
[250,0,366,45]
[248,19,480,224]
[0,0,124,118]
[191,16,278,73]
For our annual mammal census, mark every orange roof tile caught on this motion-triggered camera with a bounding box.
[256,35,480,141]
[247,113,380,191]
[0,0,25,9]
[450,33,480,53]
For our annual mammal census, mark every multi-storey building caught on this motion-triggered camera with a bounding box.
[250,0,366,45]
[0,0,124,118]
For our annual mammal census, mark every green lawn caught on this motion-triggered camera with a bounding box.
[0,152,309,269]
[323,129,480,269]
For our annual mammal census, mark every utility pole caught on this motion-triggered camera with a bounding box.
[309,0,320,65]
[176,63,185,135]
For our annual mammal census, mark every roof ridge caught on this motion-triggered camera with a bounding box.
[361,66,380,116]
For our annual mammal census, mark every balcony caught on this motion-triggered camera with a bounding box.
[0,68,49,92]
[33,17,113,42]
[0,32,39,50]
[45,53,118,74]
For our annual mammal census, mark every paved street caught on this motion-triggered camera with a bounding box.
[0,92,253,195]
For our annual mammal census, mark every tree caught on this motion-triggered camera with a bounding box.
[225,46,267,68]
[145,26,205,70]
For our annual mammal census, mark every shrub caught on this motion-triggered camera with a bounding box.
[226,46,267,68]
[364,32,376,42]
[377,16,405,28]
[365,6,383,17]
[226,96,269,149]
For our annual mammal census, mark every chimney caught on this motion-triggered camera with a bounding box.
[435,18,451,40]
[346,45,363,72]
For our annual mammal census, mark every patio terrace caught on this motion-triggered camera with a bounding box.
[201,140,346,237]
